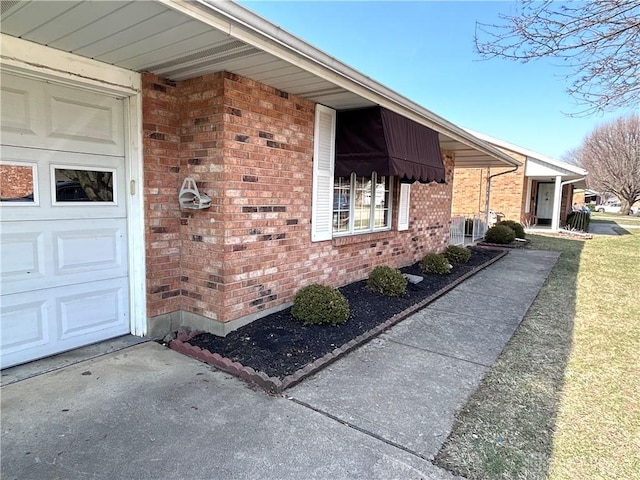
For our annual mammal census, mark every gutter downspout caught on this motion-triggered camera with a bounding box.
[484,165,520,229]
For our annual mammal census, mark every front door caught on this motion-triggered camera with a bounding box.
[535,183,555,225]
[1,73,131,368]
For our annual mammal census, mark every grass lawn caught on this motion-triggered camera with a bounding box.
[590,212,640,225]
[435,228,639,479]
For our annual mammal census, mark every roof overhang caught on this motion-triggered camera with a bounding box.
[466,129,587,176]
[0,0,520,169]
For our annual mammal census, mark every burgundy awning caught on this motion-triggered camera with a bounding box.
[335,106,446,183]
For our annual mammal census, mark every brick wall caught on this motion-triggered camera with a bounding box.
[142,71,454,331]
[142,74,183,318]
[0,165,34,199]
[452,150,527,223]
[572,189,585,206]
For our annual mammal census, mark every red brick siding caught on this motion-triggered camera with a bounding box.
[572,189,585,206]
[560,184,574,223]
[142,74,183,318]
[0,165,34,199]
[452,150,527,223]
[142,71,453,327]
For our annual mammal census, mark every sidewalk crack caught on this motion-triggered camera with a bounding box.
[286,396,432,463]
[386,338,493,368]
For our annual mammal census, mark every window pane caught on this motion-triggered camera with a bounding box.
[333,173,392,236]
[333,176,350,233]
[54,168,113,202]
[0,164,36,203]
[373,175,391,228]
[353,176,371,232]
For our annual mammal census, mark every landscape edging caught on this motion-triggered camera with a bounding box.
[170,248,508,393]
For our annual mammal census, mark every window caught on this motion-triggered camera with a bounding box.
[0,162,38,205]
[51,166,115,204]
[333,173,392,235]
[311,104,410,242]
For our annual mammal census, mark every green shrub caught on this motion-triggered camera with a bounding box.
[566,211,591,231]
[419,253,451,275]
[496,220,526,239]
[444,245,472,264]
[367,265,408,297]
[291,284,350,326]
[485,224,516,244]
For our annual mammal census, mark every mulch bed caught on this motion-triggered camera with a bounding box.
[171,247,507,392]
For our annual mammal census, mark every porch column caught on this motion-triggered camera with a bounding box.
[551,175,562,231]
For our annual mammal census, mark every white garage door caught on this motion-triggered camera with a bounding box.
[1,73,130,368]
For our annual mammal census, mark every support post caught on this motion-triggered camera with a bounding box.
[551,175,562,231]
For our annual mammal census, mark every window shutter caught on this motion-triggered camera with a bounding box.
[311,104,336,242]
[398,183,410,231]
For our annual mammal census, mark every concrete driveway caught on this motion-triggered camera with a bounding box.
[1,249,558,480]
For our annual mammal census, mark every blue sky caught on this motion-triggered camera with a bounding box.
[241,1,629,160]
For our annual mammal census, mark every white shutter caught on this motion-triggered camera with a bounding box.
[311,104,336,242]
[398,183,411,231]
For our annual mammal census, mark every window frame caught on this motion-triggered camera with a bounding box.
[50,164,117,206]
[332,172,393,237]
[0,160,39,206]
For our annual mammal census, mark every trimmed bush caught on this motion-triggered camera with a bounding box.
[566,211,591,231]
[496,219,526,239]
[291,284,350,326]
[485,224,516,244]
[367,265,408,297]
[419,253,451,275]
[444,245,472,264]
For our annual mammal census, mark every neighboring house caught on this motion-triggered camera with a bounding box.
[0,0,520,368]
[452,131,587,231]
[573,188,599,206]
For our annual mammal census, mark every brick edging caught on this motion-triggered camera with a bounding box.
[170,250,509,393]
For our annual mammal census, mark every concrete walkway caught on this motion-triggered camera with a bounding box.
[1,249,558,480]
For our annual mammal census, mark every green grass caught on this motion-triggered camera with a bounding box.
[590,212,640,225]
[435,231,640,479]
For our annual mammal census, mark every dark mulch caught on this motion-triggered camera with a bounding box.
[186,247,504,380]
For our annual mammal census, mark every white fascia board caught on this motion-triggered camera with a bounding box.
[465,128,587,176]
[525,157,578,178]
[156,0,520,168]
[1,33,141,95]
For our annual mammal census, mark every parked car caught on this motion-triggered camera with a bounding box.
[595,202,622,213]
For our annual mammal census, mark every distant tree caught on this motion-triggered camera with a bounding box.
[575,114,640,214]
[475,1,640,115]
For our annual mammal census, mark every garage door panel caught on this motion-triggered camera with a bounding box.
[55,227,124,275]
[0,231,46,283]
[47,92,119,147]
[1,219,128,296]
[58,281,128,340]
[1,147,126,222]
[1,279,129,368]
[1,73,124,156]
[0,84,37,136]
[0,299,50,357]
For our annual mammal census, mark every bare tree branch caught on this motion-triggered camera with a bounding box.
[475,0,640,115]
[576,114,640,213]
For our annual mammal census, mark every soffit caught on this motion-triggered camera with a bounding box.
[0,0,518,168]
